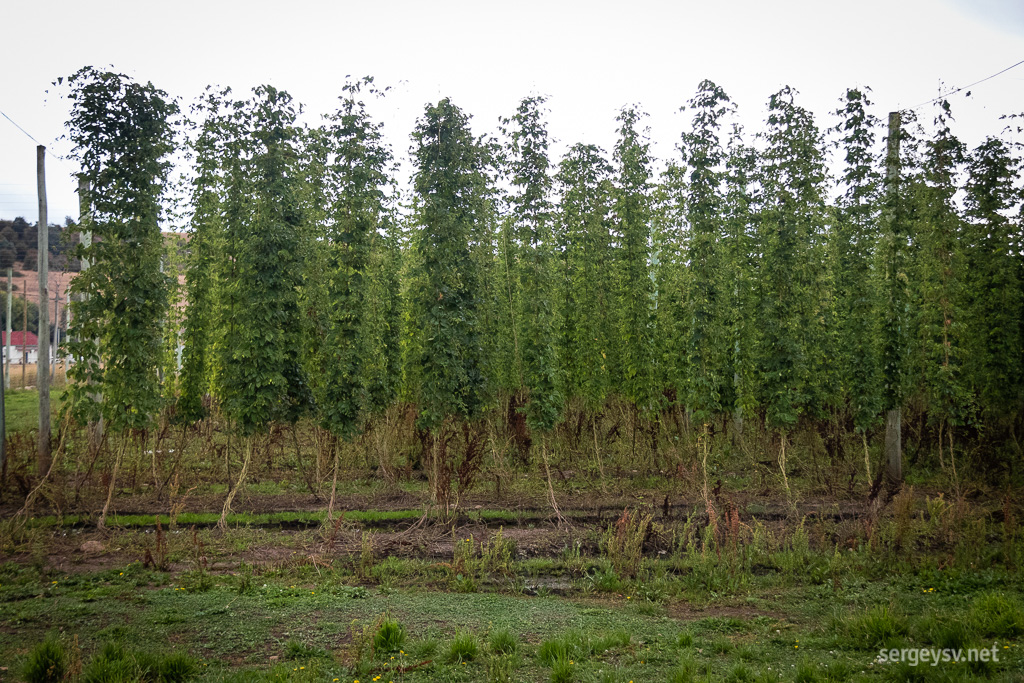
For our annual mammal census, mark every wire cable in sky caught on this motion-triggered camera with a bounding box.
[909,58,1024,110]
[0,108,74,173]
[0,108,44,146]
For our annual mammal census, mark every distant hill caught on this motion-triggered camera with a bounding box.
[0,216,80,274]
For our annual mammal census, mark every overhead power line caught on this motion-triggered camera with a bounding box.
[0,109,44,146]
[909,58,1024,111]
[0,109,74,172]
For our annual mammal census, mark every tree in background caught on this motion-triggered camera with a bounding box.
[500,97,563,436]
[309,78,398,513]
[915,101,971,483]
[832,87,883,480]
[214,86,311,528]
[63,67,177,527]
[679,80,734,432]
[613,106,658,436]
[755,86,831,504]
[501,96,565,517]
[876,110,918,487]
[177,89,226,425]
[961,136,1023,450]
[721,122,758,439]
[556,144,616,424]
[410,98,488,509]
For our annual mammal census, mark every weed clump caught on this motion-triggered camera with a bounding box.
[602,507,652,578]
[447,631,480,664]
[373,618,407,654]
[839,604,908,649]
[488,628,518,656]
[22,635,66,683]
[550,654,577,683]
[284,639,329,660]
[80,641,197,683]
[538,634,577,666]
[481,527,516,575]
[970,592,1024,638]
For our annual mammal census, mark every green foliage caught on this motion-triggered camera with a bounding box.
[961,136,1023,422]
[876,110,915,414]
[555,144,616,410]
[549,654,577,683]
[214,85,310,435]
[284,639,329,660]
[537,634,577,666]
[679,79,735,422]
[832,87,883,434]
[488,628,519,656]
[837,604,908,649]
[177,90,226,424]
[915,100,972,434]
[78,640,197,683]
[602,507,651,578]
[64,66,177,431]
[613,106,657,414]
[446,630,480,664]
[754,85,831,430]
[969,592,1024,638]
[721,124,758,420]
[373,618,407,653]
[155,652,198,682]
[410,98,488,429]
[22,634,65,683]
[308,77,398,440]
[500,95,563,433]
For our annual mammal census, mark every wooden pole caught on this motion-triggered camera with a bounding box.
[0,276,5,494]
[37,146,51,472]
[884,111,902,486]
[4,267,10,390]
[21,281,26,389]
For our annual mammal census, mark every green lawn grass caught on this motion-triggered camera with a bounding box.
[2,387,64,433]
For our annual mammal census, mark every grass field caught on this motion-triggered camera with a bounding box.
[0,402,1022,682]
[1,488,1022,682]
[3,386,64,433]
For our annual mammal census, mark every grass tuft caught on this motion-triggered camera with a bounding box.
[373,618,407,654]
[488,628,518,656]
[22,635,66,683]
[839,605,908,649]
[447,631,480,664]
[970,591,1024,638]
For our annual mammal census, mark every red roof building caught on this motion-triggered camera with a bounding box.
[1,331,38,347]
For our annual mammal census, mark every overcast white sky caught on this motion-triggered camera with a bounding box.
[1,0,1022,224]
